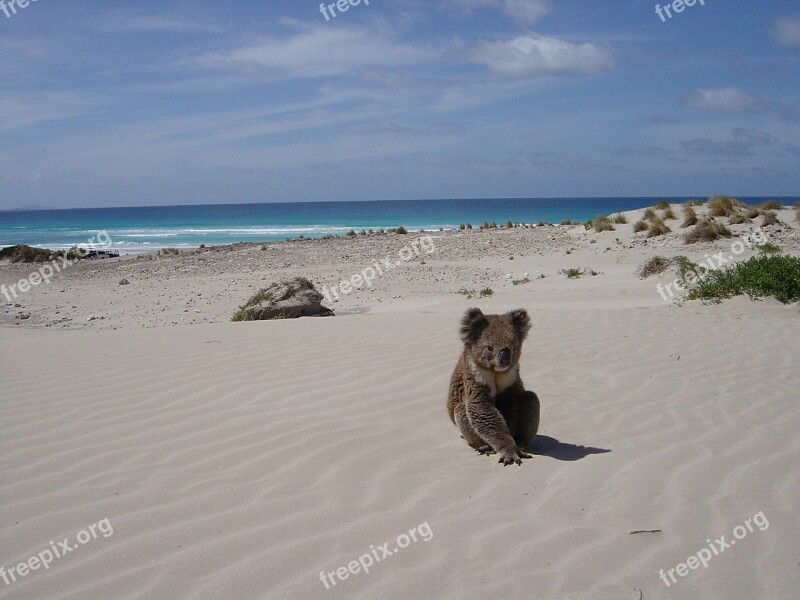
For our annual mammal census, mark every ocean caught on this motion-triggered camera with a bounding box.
[0,197,790,254]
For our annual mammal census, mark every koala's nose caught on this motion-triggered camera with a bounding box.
[498,348,511,363]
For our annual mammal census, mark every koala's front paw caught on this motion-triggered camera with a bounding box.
[498,448,529,466]
[472,444,496,456]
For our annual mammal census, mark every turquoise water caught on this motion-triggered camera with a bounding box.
[0,197,790,253]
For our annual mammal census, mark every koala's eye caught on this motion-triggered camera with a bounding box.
[485,345,494,352]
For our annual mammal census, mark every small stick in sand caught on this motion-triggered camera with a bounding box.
[629,529,662,534]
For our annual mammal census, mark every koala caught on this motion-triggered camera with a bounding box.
[447,307,540,466]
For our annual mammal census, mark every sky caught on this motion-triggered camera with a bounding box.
[0,0,798,209]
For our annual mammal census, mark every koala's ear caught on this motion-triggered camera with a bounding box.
[460,308,488,345]
[507,308,531,341]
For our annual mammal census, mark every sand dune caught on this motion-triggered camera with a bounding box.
[2,202,799,598]
[2,294,799,599]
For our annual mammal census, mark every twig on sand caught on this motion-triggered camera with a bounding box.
[629,529,662,534]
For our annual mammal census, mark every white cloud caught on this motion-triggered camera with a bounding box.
[449,0,551,23]
[200,24,433,80]
[681,87,762,112]
[502,0,551,23]
[470,34,613,78]
[772,14,800,47]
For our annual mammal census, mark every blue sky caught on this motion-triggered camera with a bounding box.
[0,0,798,209]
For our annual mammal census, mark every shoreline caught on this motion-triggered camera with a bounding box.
[2,201,798,330]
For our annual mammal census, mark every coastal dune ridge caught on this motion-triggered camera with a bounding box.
[1,198,799,599]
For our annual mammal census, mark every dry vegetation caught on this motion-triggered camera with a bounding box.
[681,205,698,228]
[761,211,780,227]
[759,200,784,211]
[708,195,744,218]
[594,215,615,232]
[647,216,671,238]
[684,219,732,244]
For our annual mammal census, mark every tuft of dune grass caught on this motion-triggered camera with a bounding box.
[729,213,751,225]
[708,195,744,218]
[594,215,615,232]
[761,211,780,227]
[633,220,648,233]
[681,205,698,228]
[683,219,732,244]
[647,216,671,238]
[759,200,784,211]
[637,256,671,278]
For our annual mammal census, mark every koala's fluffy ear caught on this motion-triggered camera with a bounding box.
[507,308,531,341]
[460,307,488,345]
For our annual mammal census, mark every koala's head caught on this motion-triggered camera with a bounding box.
[459,307,531,372]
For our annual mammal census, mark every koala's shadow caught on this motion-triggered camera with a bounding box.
[526,435,611,461]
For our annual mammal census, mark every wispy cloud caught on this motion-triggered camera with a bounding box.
[681,87,762,112]
[199,23,435,80]
[772,14,800,48]
[470,34,614,78]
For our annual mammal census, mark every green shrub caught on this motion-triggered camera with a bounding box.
[0,244,61,263]
[758,243,781,255]
[561,268,583,278]
[612,213,628,224]
[672,256,705,287]
[512,277,531,286]
[662,207,676,220]
[479,287,494,297]
[687,255,800,304]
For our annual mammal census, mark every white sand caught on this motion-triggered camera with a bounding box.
[2,203,799,599]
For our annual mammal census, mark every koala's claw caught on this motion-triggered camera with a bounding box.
[473,444,496,455]
[499,454,523,466]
